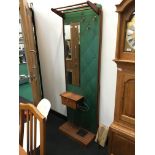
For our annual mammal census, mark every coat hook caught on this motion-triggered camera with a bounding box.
[81,16,85,22]
[30,2,33,8]
[87,25,90,30]
[92,16,97,21]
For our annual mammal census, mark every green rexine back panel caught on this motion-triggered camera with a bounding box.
[64,6,101,133]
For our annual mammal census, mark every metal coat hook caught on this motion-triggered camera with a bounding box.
[87,24,91,30]
[92,16,97,21]
[30,2,33,8]
[81,16,85,22]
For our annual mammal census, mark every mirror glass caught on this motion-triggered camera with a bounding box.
[64,23,80,86]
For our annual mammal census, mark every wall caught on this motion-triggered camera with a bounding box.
[28,0,122,127]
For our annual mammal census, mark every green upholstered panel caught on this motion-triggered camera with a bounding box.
[64,6,101,133]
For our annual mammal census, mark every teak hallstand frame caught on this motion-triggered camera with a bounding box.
[51,1,103,146]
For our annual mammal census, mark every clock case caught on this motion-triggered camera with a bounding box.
[108,0,135,155]
[115,0,135,62]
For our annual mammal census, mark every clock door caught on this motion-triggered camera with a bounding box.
[114,64,135,128]
[116,1,135,61]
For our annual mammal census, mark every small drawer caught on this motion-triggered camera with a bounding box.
[61,97,69,104]
[66,99,76,109]
[60,92,84,110]
[61,96,76,109]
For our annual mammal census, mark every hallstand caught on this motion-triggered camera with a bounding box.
[51,1,103,146]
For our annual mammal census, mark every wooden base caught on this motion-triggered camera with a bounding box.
[59,121,95,146]
[110,123,135,141]
[108,123,135,155]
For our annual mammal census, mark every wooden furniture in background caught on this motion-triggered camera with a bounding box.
[20,0,42,105]
[19,103,46,155]
[108,0,135,155]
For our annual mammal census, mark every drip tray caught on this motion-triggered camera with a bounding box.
[76,128,88,137]
[59,121,95,146]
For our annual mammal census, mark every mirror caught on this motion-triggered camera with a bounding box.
[64,22,80,86]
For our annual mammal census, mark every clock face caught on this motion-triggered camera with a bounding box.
[124,13,135,52]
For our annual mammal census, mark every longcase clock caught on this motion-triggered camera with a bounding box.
[108,0,135,155]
